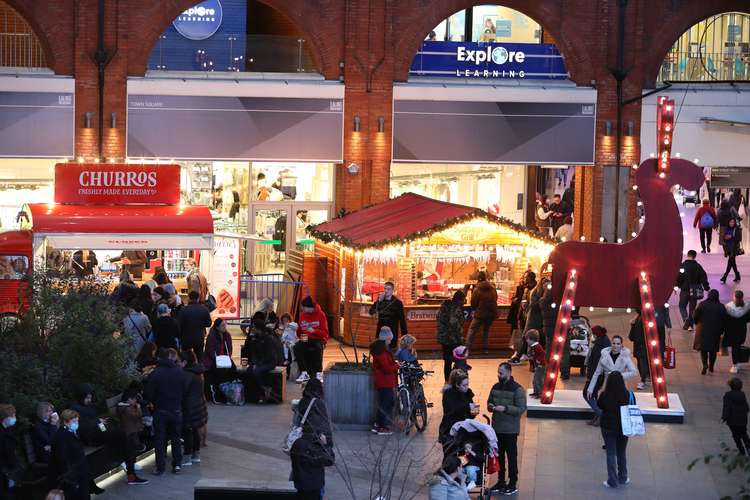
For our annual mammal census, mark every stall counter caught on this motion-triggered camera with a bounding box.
[345,300,511,351]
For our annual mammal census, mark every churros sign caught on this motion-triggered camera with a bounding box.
[54,164,181,205]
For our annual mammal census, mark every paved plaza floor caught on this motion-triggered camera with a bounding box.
[97,204,750,499]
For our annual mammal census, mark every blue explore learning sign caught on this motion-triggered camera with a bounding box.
[410,41,567,80]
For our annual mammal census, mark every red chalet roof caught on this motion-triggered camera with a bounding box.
[308,193,549,249]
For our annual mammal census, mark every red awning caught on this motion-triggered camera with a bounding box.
[26,204,214,250]
[309,193,477,248]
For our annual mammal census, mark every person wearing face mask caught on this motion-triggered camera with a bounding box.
[438,370,478,455]
[586,335,638,403]
[428,454,470,500]
[50,410,91,500]
[0,404,20,499]
[486,362,527,496]
[31,402,58,464]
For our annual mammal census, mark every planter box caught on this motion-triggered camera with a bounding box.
[323,364,376,430]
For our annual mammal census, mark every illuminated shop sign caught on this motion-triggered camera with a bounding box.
[172,0,223,41]
[410,41,567,80]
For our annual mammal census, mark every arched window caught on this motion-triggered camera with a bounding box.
[659,12,750,82]
[429,5,542,43]
[147,0,317,73]
[0,1,47,69]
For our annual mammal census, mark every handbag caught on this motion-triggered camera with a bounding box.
[689,284,704,300]
[738,346,750,364]
[220,380,245,406]
[283,397,316,455]
[215,338,232,369]
[664,332,676,369]
[486,453,500,474]
[620,391,646,437]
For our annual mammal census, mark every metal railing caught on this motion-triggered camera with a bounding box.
[148,33,317,73]
[236,273,305,321]
[659,51,750,82]
[0,31,47,69]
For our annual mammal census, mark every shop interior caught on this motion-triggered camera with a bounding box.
[0,158,59,230]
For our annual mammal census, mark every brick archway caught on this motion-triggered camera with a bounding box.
[127,0,341,79]
[1,0,74,74]
[391,0,593,84]
[641,0,750,88]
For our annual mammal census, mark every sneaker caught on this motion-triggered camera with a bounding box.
[181,458,192,467]
[489,482,507,492]
[377,427,393,435]
[127,474,149,485]
[316,372,324,382]
[121,461,143,472]
[172,465,181,474]
[730,365,739,374]
[688,325,694,331]
[501,484,518,495]
[371,424,379,434]
[637,382,646,390]
[191,453,201,463]
[466,481,477,491]
[296,372,310,383]
[603,481,614,488]
[620,477,630,485]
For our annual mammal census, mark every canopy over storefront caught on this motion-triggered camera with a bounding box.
[308,192,556,250]
[25,203,214,250]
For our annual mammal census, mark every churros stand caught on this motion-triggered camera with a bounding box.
[307,193,556,350]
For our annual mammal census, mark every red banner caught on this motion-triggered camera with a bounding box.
[54,163,181,205]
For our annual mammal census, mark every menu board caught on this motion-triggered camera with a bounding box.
[211,237,241,319]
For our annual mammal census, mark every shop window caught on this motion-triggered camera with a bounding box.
[390,163,526,224]
[0,159,56,230]
[430,10,466,41]
[0,255,28,280]
[250,162,333,202]
[659,12,750,82]
[471,5,541,43]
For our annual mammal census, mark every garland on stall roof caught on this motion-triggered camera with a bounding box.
[307,201,559,250]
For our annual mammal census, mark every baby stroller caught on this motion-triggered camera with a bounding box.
[568,314,592,376]
[446,418,498,500]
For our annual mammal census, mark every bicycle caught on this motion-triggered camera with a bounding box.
[396,362,433,433]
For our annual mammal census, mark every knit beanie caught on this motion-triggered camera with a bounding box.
[378,326,393,343]
[301,296,315,308]
[452,345,468,360]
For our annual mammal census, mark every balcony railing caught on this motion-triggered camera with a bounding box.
[147,33,318,74]
[0,32,47,69]
[658,50,750,82]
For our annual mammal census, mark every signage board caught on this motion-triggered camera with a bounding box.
[410,41,567,80]
[710,167,750,188]
[172,0,223,41]
[54,164,181,205]
[211,236,241,319]
[128,95,344,161]
[0,92,74,158]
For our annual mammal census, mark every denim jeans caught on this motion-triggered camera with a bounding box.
[376,388,394,428]
[465,465,480,484]
[583,379,602,417]
[601,427,628,487]
[153,409,183,472]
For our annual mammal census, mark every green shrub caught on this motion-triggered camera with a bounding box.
[0,271,136,427]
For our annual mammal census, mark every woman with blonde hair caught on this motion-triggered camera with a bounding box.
[396,334,418,363]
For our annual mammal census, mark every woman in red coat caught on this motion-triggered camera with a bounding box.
[371,327,399,435]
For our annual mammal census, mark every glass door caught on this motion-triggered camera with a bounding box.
[251,206,289,276]
[293,205,332,252]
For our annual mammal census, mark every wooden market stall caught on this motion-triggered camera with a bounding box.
[307,193,557,350]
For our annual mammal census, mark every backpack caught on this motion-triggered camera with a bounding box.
[700,211,714,229]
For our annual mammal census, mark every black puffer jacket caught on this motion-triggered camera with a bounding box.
[438,387,474,443]
[182,364,208,428]
[178,302,212,350]
[723,301,750,348]
[723,389,749,427]
[152,316,181,350]
[49,427,89,493]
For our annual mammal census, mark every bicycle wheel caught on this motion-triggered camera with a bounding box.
[413,385,428,432]
[397,388,412,430]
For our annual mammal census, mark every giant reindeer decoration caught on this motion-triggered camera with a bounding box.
[541,98,705,408]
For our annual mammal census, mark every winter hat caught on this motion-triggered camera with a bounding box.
[378,326,393,343]
[301,296,315,308]
[287,322,299,333]
[157,303,170,316]
[452,345,468,361]
[163,283,177,296]
[592,325,607,338]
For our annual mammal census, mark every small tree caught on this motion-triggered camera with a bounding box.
[0,270,136,424]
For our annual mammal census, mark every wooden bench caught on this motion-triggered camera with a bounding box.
[194,479,296,499]
[237,366,286,404]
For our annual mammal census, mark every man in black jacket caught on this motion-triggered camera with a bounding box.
[145,348,189,475]
[178,291,212,361]
[369,282,407,349]
[676,250,710,330]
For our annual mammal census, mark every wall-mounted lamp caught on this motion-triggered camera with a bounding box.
[353,115,361,132]
[347,162,360,175]
[604,120,612,136]
[627,120,634,136]
[83,112,92,129]
[110,112,117,129]
[377,116,385,133]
